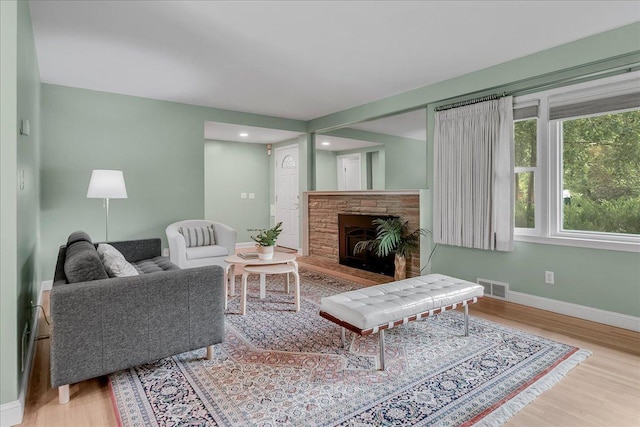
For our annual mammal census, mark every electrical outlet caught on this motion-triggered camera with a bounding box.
[241,192,247,199]
[162,248,169,257]
[545,271,554,284]
[249,193,255,199]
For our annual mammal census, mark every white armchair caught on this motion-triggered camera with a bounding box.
[166,220,237,269]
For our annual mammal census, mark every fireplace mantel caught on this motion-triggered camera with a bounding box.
[302,190,431,278]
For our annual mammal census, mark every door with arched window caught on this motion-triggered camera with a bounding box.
[275,145,299,249]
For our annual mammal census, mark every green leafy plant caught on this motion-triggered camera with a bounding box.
[354,217,428,258]
[248,222,283,246]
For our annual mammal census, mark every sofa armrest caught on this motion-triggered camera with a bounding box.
[50,265,224,388]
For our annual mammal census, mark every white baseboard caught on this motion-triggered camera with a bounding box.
[509,291,640,332]
[1,280,47,427]
[235,242,256,249]
[0,400,22,427]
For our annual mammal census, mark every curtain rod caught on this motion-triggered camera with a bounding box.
[435,93,507,112]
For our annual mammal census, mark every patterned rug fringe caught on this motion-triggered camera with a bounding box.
[475,348,592,426]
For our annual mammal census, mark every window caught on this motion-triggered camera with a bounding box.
[514,118,537,230]
[513,72,640,252]
[559,110,640,235]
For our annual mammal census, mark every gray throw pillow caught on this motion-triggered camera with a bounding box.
[179,225,216,247]
[67,230,93,246]
[64,240,109,283]
[97,243,139,277]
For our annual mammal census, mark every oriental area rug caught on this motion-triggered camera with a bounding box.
[110,268,590,426]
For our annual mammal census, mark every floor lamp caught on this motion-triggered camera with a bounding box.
[86,170,128,242]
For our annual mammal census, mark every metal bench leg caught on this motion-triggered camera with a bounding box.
[464,304,469,337]
[340,327,346,347]
[378,329,386,371]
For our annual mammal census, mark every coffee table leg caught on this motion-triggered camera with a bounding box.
[241,272,249,315]
[259,273,266,299]
[229,264,236,297]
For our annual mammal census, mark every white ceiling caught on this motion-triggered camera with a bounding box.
[30,1,639,122]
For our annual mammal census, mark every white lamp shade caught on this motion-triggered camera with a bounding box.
[86,170,128,199]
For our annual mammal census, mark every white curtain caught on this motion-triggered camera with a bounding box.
[433,96,514,251]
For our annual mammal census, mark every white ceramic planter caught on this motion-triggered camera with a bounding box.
[256,245,274,260]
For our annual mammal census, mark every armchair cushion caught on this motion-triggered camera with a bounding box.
[179,225,215,247]
[186,245,228,260]
[64,240,108,283]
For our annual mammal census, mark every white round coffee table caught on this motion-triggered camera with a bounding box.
[223,252,298,311]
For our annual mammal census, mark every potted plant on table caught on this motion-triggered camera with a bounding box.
[248,222,283,260]
[354,217,429,281]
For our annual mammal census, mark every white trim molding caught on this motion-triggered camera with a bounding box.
[235,241,257,249]
[509,291,640,332]
[0,400,22,427]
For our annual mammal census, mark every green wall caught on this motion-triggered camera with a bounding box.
[1,0,41,406]
[315,149,337,191]
[305,24,640,317]
[204,140,270,242]
[320,127,426,190]
[0,0,20,406]
[433,243,640,317]
[40,84,305,278]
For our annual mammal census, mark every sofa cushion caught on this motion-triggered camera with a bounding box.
[64,240,109,283]
[67,230,92,246]
[179,225,216,247]
[186,245,228,260]
[97,244,139,278]
[133,256,180,274]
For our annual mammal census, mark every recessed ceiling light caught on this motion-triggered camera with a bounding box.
[321,141,330,146]
[239,132,249,137]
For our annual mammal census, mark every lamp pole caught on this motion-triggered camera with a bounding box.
[105,197,110,242]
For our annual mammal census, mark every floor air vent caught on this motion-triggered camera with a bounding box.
[477,278,509,300]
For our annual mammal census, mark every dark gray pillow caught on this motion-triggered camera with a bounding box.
[67,230,93,246]
[64,240,108,283]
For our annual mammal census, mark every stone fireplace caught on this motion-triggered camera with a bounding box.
[338,213,396,277]
[302,190,429,278]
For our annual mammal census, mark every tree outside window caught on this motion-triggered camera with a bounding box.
[561,110,640,235]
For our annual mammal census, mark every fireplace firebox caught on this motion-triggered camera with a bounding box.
[338,214,396,277]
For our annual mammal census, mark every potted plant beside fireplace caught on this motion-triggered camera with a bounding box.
[354,217,428,280]
[249,222,283,260]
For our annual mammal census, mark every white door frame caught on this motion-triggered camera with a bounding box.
[274,144,300,250]
[337,153,362,190]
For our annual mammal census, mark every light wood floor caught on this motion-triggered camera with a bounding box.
[19,260,640,427]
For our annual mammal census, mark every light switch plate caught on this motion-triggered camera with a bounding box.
[241,193,247,199]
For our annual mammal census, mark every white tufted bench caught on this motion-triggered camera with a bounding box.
[319,274,484,370]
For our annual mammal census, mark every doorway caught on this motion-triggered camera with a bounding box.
[275,145,299,250]
[337,153,361,190]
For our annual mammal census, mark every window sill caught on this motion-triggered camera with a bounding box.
[514,234,640,253]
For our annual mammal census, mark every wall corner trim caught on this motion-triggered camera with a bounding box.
[509,291,640,332]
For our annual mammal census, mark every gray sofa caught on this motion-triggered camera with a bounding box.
[50,231,225,403]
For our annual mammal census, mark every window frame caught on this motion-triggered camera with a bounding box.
[513,116,540,236]
[513,72,640,253]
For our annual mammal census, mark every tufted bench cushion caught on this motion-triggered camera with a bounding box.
[319,274,484,370]
[321,274,483,333]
